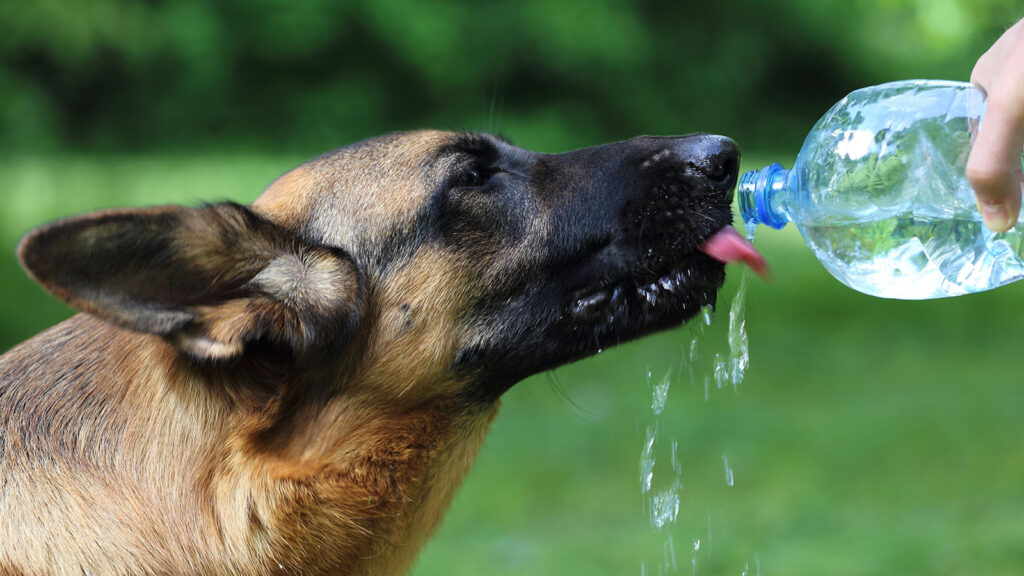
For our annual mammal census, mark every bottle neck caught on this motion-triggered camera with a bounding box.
[738,163,791,230]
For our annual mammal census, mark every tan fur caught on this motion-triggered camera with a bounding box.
[0,315,497,575]
[360,248,479,399]
[254,131,456,255]
[0,131,507,576]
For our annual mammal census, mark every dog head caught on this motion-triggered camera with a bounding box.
[252,130,745,400]
[18,131,745,403]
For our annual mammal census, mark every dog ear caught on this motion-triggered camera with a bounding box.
[18,203,360,361]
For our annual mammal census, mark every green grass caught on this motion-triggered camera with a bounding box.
[2,154,1024,575]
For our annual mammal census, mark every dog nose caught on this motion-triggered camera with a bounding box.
[679,135,739,195]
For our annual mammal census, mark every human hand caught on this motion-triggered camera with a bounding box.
[968,18,1024,232]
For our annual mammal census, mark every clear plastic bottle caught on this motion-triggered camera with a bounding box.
[740,79,1024,299]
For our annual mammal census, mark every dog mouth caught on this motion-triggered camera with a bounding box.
[561,225,764,349]
[567,251,718,321]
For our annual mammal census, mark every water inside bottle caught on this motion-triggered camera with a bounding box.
[802,215,1024,299]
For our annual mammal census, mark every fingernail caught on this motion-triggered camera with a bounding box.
[979,201,1012,231]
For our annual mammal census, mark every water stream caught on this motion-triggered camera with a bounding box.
[639,223,758,575]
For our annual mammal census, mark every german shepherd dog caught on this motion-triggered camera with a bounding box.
[0,131,762,575]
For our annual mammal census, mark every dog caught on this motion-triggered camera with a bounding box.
[0,130,759,575]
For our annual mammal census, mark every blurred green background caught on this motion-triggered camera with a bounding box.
[2,1,1023,574]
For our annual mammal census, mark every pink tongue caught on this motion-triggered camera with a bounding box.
[699,226,768,278]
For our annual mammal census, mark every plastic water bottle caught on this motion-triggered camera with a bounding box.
[740,79,1024,300]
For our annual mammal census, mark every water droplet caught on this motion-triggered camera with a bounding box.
[726,268,751,389]
[611,285,624,304]
[640,424,657,494]
[722,454,734,487]
[643,289,658,306]
[650,481,681,528]
[651,370,671,415]
[713,353,727,389]
[744,220,757,242]
[701,306,713,326]
[671,440,681,475]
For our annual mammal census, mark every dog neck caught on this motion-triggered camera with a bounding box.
[0,313,501,575]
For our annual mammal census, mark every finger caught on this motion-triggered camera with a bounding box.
[968,20,1024,232]
[968,106,1024,232]
[971,43,998,92]
[972,21,1017,89]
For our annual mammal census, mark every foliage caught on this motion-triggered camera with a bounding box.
[0,0,1019,154]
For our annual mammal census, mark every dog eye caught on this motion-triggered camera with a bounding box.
[452,165,490,189]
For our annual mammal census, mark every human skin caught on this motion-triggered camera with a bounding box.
[967,17,1024,232]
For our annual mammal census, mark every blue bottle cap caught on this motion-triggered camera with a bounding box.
[738,163,789,230]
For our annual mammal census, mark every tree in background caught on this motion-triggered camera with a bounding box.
[0,0,1018,154]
